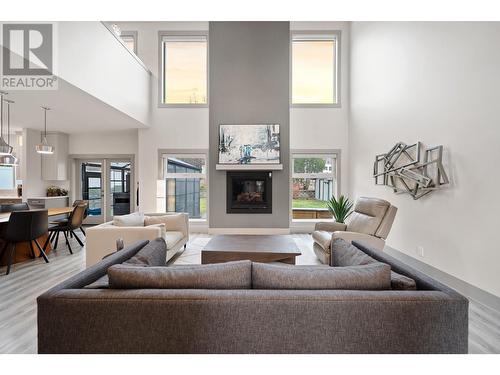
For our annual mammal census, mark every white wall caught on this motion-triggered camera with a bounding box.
[57,22,151,126]
[290,22,350,196]
[349,22,500,297]
[68,129,138,155]
[114,22,210,213]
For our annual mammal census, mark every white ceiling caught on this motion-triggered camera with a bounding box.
[3,79,149,134]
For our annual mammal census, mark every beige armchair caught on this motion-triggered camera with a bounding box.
[312,197,397,265]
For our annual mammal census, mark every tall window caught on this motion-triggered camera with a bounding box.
[160,33,208,106]
[161,154,207,219]
[0,165,15,190]
[292,153,338,220]
[291,32,339,106]
[120,31,137,54]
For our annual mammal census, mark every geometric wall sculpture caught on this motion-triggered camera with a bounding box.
[374,142,449,200]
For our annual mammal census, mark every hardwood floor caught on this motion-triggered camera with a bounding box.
[0,232,498,354]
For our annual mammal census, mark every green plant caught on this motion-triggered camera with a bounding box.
[326,195,353,223]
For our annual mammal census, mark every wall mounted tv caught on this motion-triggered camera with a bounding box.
[218,124,281,165]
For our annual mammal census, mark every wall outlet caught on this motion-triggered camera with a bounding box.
[416,246,425,257]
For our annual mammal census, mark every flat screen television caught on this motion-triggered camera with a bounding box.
[218,124,280,165]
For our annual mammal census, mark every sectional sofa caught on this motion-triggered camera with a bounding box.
[37,238,468,354]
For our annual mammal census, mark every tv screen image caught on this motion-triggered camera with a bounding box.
[218,124,280,165]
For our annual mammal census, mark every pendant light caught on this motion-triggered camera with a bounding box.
[36,107,54,154]
[0,98,18,166]
[0,92,14,155]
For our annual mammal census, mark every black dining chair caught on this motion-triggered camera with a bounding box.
[48,204,86,254]
[50,200,89,237]
[0,209,49,275]
[0,202,29,213]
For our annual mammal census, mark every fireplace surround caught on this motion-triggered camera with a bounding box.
[226,171,272,214]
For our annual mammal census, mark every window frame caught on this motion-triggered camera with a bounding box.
[120,30,138,55]
[290,149,341,223]
[158,30,209,108]
[158,149,209,222]
[290,30,341,108]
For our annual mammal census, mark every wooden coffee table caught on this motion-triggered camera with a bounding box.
[201,235,301,264]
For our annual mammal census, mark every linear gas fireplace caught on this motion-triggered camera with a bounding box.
[226,171,272,214]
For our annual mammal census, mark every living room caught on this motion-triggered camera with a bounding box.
[1,0,499,371]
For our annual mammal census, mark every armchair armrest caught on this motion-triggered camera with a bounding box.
[314,221,347,232]
[331,231,385,251]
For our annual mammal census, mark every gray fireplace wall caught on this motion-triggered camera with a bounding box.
[209,21,290,228]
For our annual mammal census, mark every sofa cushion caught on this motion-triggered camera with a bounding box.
[332,238,417,290]
[83,274,109,289]
[331,238,375,266]
[252,262,391,290]
[164,231,184,250]
[145,214,185,231]
[113,212,144,227]
[390,271,417,290]
[312,230,333,251]
[124,238,167,266]
[108,260,252,289]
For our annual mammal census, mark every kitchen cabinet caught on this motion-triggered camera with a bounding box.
[41,132,69,181]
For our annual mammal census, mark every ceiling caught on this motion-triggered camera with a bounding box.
[3,79,149,134]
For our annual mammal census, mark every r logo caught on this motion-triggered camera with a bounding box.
[2,23,53,76]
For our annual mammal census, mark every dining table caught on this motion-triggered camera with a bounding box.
[0,207,74,266]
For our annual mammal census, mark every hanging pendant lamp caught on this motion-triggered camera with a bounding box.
[0,92,14,155]
[0,98,18,166]
[36,107,54,154]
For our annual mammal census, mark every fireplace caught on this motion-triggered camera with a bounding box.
[226,171,272,214]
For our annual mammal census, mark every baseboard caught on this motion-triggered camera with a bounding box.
[208,227,291,235]
[385,245,500,313]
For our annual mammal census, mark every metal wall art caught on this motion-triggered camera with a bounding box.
[374,142,449,199]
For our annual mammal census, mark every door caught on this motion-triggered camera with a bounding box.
[106,159,133,219]
[78,160,105,224]
[76,158,134,224]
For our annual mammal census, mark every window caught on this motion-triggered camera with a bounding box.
[160,33,208,106]
[160,154,207,219]
[120,31,137,54]
[292,153,339,220]
[291,32,339,106]
[0,165,15,190]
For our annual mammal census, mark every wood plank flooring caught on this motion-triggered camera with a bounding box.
[0,232,498,354]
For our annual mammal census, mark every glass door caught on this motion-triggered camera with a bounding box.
[78,160,105,224]
[107,159,133,219]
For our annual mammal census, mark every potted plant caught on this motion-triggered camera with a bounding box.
[326,195,353,223]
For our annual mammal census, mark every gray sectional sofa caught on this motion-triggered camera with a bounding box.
[37,238,468,354]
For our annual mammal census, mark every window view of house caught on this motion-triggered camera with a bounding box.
[292,34,337,104]
[161,35,208,105]
[292,154,337,219]
[0,165,15,190]
[164,155,207,219]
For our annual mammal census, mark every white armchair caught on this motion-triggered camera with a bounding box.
[312,197,397,265]
[86,212,189,267]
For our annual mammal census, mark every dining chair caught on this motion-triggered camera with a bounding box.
[48,204,86,254]
[0,209,49,275]
[50,200,89,237]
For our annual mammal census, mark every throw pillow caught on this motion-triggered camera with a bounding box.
[108,260,252,289]
[331,238,376,266]
[252,262,391,290]
[124,238,167,267]
[331,238,417,290]
[113,212,144,227]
